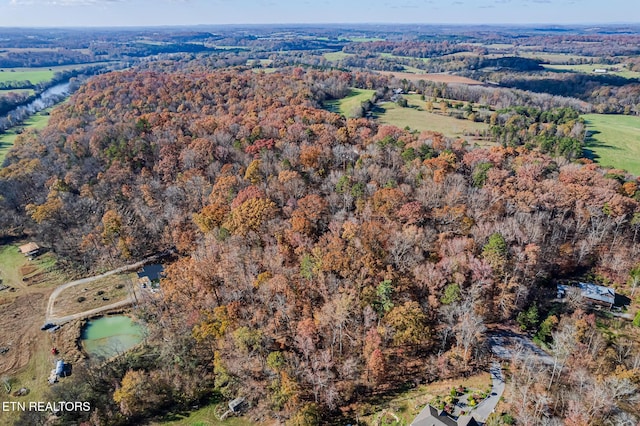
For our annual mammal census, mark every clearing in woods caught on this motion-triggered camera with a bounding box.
[324,88,376,117]
[376,94,490,145]
[582,114,640,176]
[357,371,492,425]
[49,273,135,319]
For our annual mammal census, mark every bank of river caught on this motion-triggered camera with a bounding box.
[81,315,146,359]
[2,81,69,124]
[0,82,70,165]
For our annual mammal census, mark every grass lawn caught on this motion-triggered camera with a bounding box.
[153,403,257,426]
[324,88,376,117]
[0,109,52,165]
[360,372,492,425]
[0,244,28,289]
[375,95,489,144]
[582,114,640,176]
[0,242,66,296]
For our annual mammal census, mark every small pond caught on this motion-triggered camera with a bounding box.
[81,315,146,359]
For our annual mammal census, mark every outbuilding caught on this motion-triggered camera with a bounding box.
[18,242,40,257]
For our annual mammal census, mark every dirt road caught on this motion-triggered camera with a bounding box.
[45,255,162,324]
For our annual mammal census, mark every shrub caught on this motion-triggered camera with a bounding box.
[503,413,515,425]
[77,296,86,303]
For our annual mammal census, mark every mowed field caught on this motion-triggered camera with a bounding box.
[323,51,353,61]
[543,64,640,79]
[376,95,490,144]
[0,62,111,85]
[583,114,640,175]
[0,69,55,84]
[324,88,376,117]
[0,109,51,165]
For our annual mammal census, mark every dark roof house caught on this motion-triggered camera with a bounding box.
[411,405,479,426]
[137,264,164,282]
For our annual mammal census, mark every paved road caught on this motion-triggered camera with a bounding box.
[471,361,505,423]
[45,254,163,325]
[488,329,554,365]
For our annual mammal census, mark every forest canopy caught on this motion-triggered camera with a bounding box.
[3,65,640,424]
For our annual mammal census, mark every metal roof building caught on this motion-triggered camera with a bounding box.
[557,282,615,308]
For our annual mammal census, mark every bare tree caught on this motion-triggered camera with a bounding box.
[548,321,576,390]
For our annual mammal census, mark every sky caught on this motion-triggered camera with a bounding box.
[0,0,638,27]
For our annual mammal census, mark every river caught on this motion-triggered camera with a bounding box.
[14,82,70,115]
[0,82,70,132]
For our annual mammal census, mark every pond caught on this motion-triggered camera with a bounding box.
[81,315,146,359]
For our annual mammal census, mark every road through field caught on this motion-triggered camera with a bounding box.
[45,254,164,324]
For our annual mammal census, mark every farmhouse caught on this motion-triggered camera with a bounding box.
[18,242,40,257]
[557,282,615,309]
[593,68,608,74]
[411,405,479,426]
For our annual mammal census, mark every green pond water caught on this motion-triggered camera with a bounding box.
[81,315,145,358]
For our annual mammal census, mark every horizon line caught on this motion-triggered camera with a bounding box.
[0,21,639,30]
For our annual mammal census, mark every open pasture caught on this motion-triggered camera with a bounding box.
[582,114,640,176]
[544,63,640,79]
[376,94,489,144]
[324,88,376,117]
[0,68,55,85]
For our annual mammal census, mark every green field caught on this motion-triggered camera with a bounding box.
[0,110,51,165]
[0,63,114,86]
[0,244,28,288]
[323,51,352,62]
[375,95,489,143]
[0,69,55,85]
[543,64,640,79]
[583,114,640,175]
[154,402,255,426]
[324,88,376,117]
